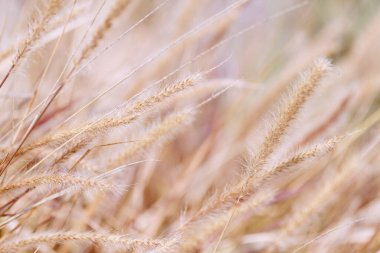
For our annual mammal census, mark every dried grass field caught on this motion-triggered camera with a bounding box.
[0,0,380,252]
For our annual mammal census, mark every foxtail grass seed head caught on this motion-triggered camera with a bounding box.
[0,1,378,253]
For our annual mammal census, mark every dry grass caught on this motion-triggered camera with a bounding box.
[0,0,380,252]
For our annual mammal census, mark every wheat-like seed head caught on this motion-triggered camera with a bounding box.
[0,232,164,252]
[0,1,379,252]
